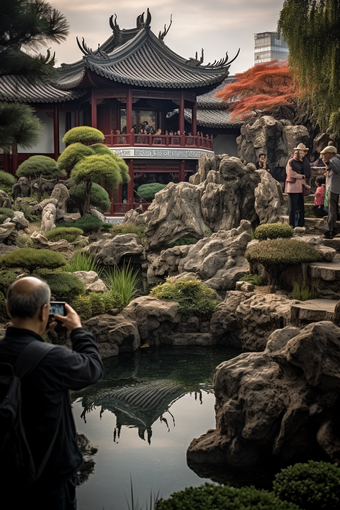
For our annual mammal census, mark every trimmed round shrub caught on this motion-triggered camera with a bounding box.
[137,183,166,202]
[62,126,105,146]
[69,182,111,214]
[57,143,94,171]
[72,292,115,320]
[150,279,218,320]
[0,269,18,294]
[110,222,145,239]
[0,170,16,187]
[0,207,14,224]
[245,239,322,266]
[0,248,66,271]
[16,155,65,180]
[44,272,84,301]
[155,483,301,510]
[56,216,106,234]
[45,227,83,243]
[255,223,294,240]
[273,461,340,510]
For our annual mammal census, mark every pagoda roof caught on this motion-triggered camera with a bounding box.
[56,11,237,91]
[0,75,86,104]
[184,108,242,129]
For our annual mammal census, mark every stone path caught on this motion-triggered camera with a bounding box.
[291,298,336,323]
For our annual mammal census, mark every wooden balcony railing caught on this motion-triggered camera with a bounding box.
[104,132,214,151]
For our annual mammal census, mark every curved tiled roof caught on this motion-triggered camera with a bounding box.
[197,76,237,108]
[56,27,232,90]
[0,75,86,103]
[184,108,242,129]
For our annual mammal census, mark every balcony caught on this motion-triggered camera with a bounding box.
[104,132,214,151]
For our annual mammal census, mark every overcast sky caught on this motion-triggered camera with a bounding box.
[49,0,285,74]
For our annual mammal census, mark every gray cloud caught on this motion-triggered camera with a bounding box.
[50,0,285,74]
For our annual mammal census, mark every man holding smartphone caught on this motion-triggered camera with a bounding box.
[0,276,104,509]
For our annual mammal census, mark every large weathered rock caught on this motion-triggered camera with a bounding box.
[237,116,309,182]
[0,190,12,209]
[83,313,140,358]
[30,231,74,258]
[41,202,56,233]
[89,233,144,265]
[187,321,340,467]
[12,211,29,230]
[12,177,30,200]
[51,183,69,220]
[0,222,16,242]
[254,170,282,224]
[74,271,107,292]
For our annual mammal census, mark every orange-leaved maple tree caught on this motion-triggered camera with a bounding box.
[215,60,302,121]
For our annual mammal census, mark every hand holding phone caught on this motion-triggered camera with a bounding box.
[53,303,82,331]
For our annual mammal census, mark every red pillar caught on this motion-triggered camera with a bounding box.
[179,91,185,134]
[192,101,197,136]
[127,159,134,210]
[179,160,185,182]
[54,104,59,160]
[91,89,97,128]
[126,87,132,143]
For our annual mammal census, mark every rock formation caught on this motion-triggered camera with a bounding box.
[89,233,144,265]
[74,271,107,293]
[41,202,56,233]
[50,183,69,220]
[0,190,12,209]
[187,321,340,467]
[12,177,30,200]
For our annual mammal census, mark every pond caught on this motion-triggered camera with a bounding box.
[72,345,277,510]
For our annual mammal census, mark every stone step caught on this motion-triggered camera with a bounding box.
[308,261,340,281]
[290,298,337,324]
[280,215,328,230]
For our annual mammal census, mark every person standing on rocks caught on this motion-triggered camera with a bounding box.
[256,153,271,172]
[321,145,340,239]
[285,149,310,227]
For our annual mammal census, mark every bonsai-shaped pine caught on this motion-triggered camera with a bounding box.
[0,170,16,195]
[58,127,129,215]
[16,155,66,200]
[245,239,322,292]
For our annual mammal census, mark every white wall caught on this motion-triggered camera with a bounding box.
[18,111,54,154]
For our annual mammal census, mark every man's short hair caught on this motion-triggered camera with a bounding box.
[259,153,266,158]
[7,277,51,319]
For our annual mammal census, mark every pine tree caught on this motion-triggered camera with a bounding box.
[278,0,340,131]
[215,60,301,121]
[0,0,69,150]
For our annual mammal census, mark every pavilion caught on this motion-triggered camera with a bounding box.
[0,9,241,213]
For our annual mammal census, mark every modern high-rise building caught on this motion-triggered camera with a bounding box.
[254,32,289,64]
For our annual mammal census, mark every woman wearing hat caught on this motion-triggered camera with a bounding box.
[285,148,310,227]
[321,145,340,239]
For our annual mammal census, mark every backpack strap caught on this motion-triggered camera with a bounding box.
[14,341,55,379]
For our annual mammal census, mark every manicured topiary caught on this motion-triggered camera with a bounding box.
[245,239,322,291]
[155,483,301,510]
[62,126,105,146]
[71,292,115,320]
[0,207,14,224]
[57,143,94,171]
[273,461,340,510]
[0,248,66,271]
[255,223,294,240]
[44,272,84,301]
[56,216,107,234]
[110,222,145,240]
[150,279,218,320]
[137,183,166,202]
[16,155,65,180]
[45,227,83,243]
[69,182,111,214]
[0,170,16,194]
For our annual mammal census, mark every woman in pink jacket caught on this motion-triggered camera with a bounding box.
[285,150,310,227]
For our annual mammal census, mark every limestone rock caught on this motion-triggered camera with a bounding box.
[0,190,12,209]
[12,211,29,230]
[12,177,30,200]
[187,321,340,466]
[62,213,81,223]
[74,271,107,292]
[254,170,282,224]
[89,233,144,265]
[34,197,58,212]
[51,183,69,220]
[30,231,74,258]
[83,313,140,358]
[90,208,106,222]
[41,203,57,234]
[235,281,254,292]
[0,222,15,242]
[146,245,190,284]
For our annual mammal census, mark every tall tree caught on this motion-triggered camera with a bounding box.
[278,0,340,131]
[0,0,69,151]
[215,60,301,122]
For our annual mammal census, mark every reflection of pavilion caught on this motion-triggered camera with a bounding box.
[81,380,206,444]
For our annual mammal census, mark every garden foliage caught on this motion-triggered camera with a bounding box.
[137,183,166,202]
[239,274,267,286]
[273,461,340,510]
[45,227,83,243]
[43,272,84,301]
[255,223,294,240]
[62,127,105,146]
[105,264,140,308]
[0,248,66,271]
[16,155,66,180]
[69,183,111,214]
[63,252,102,275]
[110,222,145,240]
[72,292,116,321]
[0,170,16,193]
[150,279,218,320]
[245,239,322,266]
[0,207,14,224]
[56,216,108,234]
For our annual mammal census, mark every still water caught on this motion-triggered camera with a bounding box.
[72,345,241,510]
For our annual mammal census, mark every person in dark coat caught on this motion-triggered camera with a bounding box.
[0,276,104,510]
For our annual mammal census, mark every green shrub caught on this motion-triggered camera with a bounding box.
[239,274,267,286]
[45,227,83,243]
[137,183,166,202]
[0,248,66,271]
[170,237,198,247]
[16,155,65,180]
[43,272,84,301]
[63,251,102,275]
[293,280,319,300]
[273,461,340,510]
[105,263,140,308]
[150,279,218,320]
[69,182,111,214]
[0,170,16,187]
[155,483,301,510]
[0,207,14,224]
[56,216,106,234]
[62,127,105,146]
[71,292,115,321]
[0,269,18,294]
[16,235,31,248]
[0,291,7,321]
[255,223,294,240]
[110,222,145,240]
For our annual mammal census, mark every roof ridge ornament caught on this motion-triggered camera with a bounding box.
[76,37,93,56]
[136,8,152,29]
[159,14,172,41]
[109,13,120,33]
[205,49,240,68]
[187,48,204,67]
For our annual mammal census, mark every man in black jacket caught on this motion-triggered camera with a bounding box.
[0,276,104,509]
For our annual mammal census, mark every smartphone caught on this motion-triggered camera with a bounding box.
[49,302,66,316]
